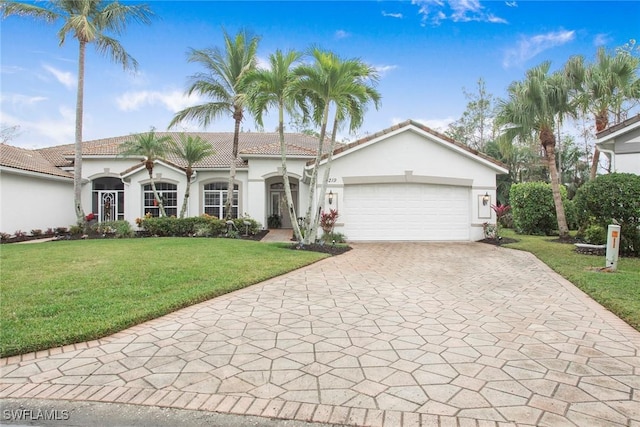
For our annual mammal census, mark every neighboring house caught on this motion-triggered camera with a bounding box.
[0,120,508,241]
[596,114,640,175]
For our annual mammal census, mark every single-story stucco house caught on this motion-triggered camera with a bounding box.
[0,120,509,241]
[596,114,640,175]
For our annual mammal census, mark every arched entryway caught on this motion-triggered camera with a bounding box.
[92,177,124,222]
[265,177,299,229]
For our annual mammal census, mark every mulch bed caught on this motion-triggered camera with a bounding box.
[478,237,518,246]
[288,243,352,255]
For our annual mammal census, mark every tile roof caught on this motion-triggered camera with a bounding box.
[0,144,73,178]
[310,119,508,170]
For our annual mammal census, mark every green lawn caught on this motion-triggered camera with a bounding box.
[500,229,640,331]
[0,238,327,357]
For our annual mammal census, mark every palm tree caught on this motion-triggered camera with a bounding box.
[1,0,153,223]
[169,29,259,220]
[496,62,573,238]
[170,134,215,218]
[248,49,306,242]
[565,47,640,179]
[120,130,172,217]
[295,48,381,244]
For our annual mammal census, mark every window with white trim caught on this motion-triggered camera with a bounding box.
[204,182,238,219]
[143,183,177,217]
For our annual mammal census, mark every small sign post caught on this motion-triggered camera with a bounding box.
[605,224,621,271]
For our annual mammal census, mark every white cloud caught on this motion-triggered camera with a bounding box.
[411,0,507,25]
[335,30,350,40]
[594,33,612,47]
[505,1,517,7]
[374,64,398,77]
[0,94,48,108]
[116,90,203,113]
[382,11,403,18]
[0,107,75,148]
[42,64,76,90]
[503,30,576,68]
[255,55,271,70]
[0,65,25,74]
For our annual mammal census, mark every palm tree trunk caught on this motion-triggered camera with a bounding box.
[303,102,330,244]
[179,169,192,218]
[310,115,340,241]
[541,129,569,238]
[148,167,167,217]
[74,40,86,223]
[225,116,241,220]
[589,111,609,180]
[278,104,303,243]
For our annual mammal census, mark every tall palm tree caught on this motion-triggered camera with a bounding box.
[120,130,172,217]
[248,49,306,242]
[295,48,381,244]
[496,62,573,238]
[170,134,215,218]
[565,47,640,179]
[1,0,153,223]
[169,29,259,220]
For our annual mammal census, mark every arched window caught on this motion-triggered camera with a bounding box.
[204,182,238,219]
[143,183,177,217]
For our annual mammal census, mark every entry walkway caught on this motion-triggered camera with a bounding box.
[2,243,639,426]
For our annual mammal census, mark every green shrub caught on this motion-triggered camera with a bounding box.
[30,229,43,237]
[69,224,83,236]
[321,232,347,244]
[138,215,254,238]
[509,182,572,235]
[584,224,607,245]
[89,221,134,238]
[574,173,640,255]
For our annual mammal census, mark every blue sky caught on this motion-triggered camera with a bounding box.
[1,0,638,148]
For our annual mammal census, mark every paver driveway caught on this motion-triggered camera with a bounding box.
[2,243,639,426]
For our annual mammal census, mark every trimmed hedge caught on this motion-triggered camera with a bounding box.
[574,173,640,255]
[509,182,575,235]
[139,215,261,238]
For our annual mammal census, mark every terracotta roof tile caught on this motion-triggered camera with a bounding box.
[0,144,73,178]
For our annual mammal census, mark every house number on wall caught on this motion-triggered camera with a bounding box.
[328,178,337,183]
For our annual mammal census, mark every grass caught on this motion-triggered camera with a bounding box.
[0,238,327,357]
[499,229,640,331]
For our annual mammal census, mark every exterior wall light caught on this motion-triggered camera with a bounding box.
[482,192,490,206]
[328,190,334,205]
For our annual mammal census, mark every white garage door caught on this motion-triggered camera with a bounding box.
[343,183,470,241]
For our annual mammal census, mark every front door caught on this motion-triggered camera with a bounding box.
[98,191,117,222]
[270,190,298,228]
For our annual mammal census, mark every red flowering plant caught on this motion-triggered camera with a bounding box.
[320,209,339,235]
[488,204,511,240]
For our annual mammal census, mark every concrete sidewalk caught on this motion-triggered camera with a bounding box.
[2,243,639,426]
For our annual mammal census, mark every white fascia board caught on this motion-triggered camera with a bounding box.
[0,165,73,182]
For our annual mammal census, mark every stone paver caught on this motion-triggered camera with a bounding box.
[2,243,639,426]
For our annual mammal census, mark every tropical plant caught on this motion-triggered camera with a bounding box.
[248,49,306,242]
[170,134,215,218]
[119,130,172,216]
[574,173,640,255]
[319,209,339,235]
[295,48,381,244]
[169,29,259,220]
[1,0,153,223]
[496,62,573,238]
[509,182,571,236]
[565,47,640,179]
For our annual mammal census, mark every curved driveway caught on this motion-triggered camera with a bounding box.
[2,243,639,426]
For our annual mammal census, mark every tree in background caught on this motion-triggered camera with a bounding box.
[565,46,640,179]
[445,78,497,152]
[170,134,215,218]
[1,0,154,223]
[169,29,260,219]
